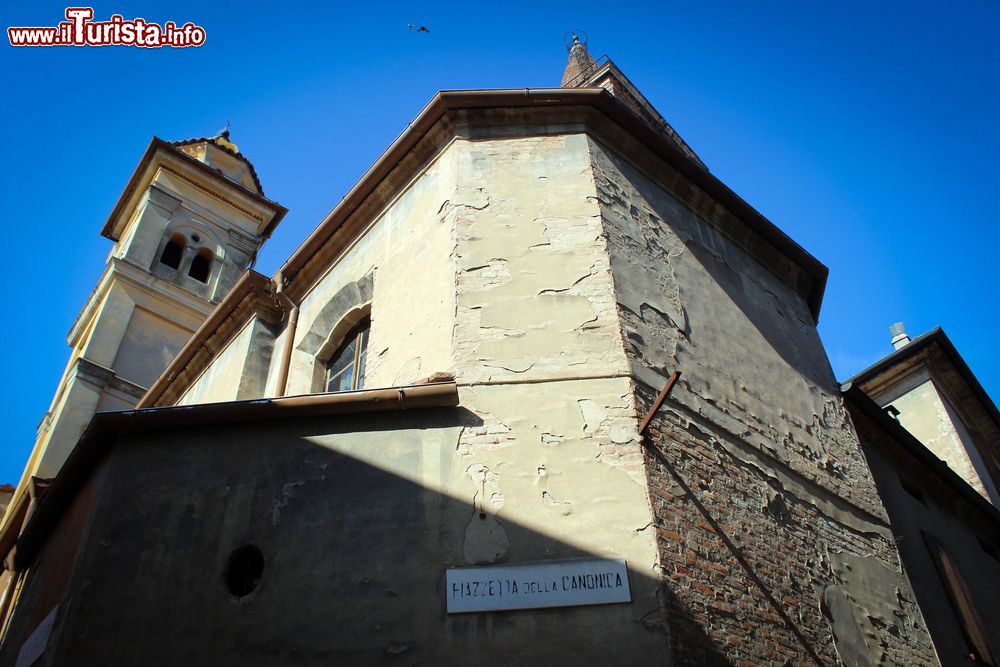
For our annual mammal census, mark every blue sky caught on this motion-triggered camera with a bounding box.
[1,1,997,483]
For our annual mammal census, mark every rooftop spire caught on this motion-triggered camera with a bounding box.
[213,121,239,153]
[561,32,596,87]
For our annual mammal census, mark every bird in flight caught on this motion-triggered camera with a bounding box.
[407,24,430,33]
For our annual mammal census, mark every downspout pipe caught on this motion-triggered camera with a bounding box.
[273,270,299,397]
[0,481,40,634]
[0,567,21,638]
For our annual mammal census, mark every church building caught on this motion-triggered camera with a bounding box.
[0,38,996,666]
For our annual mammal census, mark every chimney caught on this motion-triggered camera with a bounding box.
[889,322,910,350]
[561,33,596,87]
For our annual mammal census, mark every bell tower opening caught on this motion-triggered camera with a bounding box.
[159,233,186,270]
[188,249,213,283]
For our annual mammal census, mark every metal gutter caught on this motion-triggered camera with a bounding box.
[273,270,299,397]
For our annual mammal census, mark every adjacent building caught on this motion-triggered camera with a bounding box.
[846,326,1000,665]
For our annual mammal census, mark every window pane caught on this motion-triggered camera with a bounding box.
[326,337,357,392]
[327,338,356,377]
[327,365,354,393]
[323,317,370,393]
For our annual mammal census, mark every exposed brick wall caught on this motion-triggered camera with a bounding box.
[641,392,938,666]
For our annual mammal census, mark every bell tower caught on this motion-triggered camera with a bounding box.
[5,130,286,519]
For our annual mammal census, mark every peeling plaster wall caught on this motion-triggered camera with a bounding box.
[456,379,655,568]
[642,395,938,666]
[447,131,660,606]
[177,318,256,406]
[450,134,627,384]
[823,548,933,666]
[439,133,663,652]
[8,412,669,665]
[285,150,458,395]
[153,133,665,657]
[588,138,938,664]
[589,139,880,515]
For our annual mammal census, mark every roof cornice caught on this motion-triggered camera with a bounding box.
[275,88,827,319]
[101,137,287,243]
[148,88,831,406]
[847,327,1000,431]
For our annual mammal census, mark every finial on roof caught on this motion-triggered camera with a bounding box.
[561,30,596,87]
[213,121,239,153]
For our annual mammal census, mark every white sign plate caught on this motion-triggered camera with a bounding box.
[446,558,631,613]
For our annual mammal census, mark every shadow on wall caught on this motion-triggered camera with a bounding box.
[604,147,835,392]
[0,408,732,667]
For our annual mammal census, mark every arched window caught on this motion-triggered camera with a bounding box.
[188,249,213,283]
[159,234,185,269]
[325,317,370,392]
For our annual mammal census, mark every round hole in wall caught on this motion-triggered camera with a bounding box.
[224,544,264,598]
[191,233,201,243]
